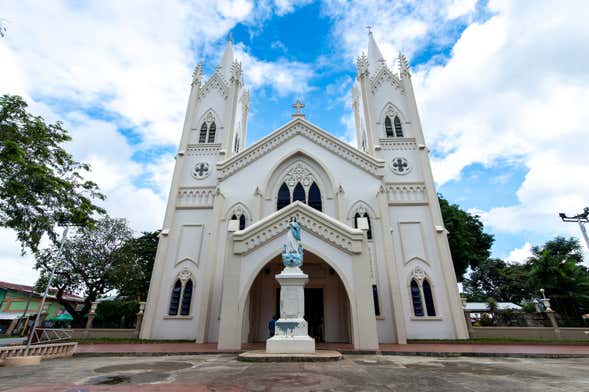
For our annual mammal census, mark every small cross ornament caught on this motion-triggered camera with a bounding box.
[292,100,305,114]
[192,162,210,179]
[391,157,410,175]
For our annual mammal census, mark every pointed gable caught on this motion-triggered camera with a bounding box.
[215,118,385,180]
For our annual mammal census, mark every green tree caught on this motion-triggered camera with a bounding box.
[438,194,494,280]
[0,95,104,253]
[526,236,589,325]
[111,230,160,301]
[463,258,532,303]
[35,216,133,326]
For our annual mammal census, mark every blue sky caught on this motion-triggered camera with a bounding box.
[1,0,589,284]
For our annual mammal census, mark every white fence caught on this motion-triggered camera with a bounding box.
[0,342,77,360]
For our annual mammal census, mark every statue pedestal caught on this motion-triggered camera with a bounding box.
[266,266,315,354]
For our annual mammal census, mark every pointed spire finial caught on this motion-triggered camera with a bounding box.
[398,52,411,78]
[366,25,372,35]
[356,51,369,77]
[228,31,233,42]
[192,62,203,86]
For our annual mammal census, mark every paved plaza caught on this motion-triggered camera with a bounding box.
[1,354,588,391]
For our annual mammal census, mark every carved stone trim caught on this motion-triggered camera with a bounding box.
[284,162,314,189]
[384,182,427,205]
[217,119,385,179]
[197,71,229,101]
[378,138,417,151]
[233,201,364,255]
[412,266,426,282]
[178,269,193,283]
[370,67,404,94]
[186,143,222,156]
[177,186,216,209]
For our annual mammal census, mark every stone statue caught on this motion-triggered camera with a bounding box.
[282,217,303,267]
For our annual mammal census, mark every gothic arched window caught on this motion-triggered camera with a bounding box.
[180,280,193,316]
[394,116,403,137]
[385,116,394,137]
[277,183,290,210]
[199,122,207,143]
[292,183,305,203]
[169,280,182,316]
[308,182,322,211]
[239,214,246,230]
[410,279,424,317]
[423,280,436,316]
[207,122,216,143]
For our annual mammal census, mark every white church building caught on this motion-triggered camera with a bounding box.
[140,32,469,350]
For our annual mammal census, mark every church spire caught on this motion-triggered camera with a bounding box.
[219,33,234,81]
[367,28,385,75]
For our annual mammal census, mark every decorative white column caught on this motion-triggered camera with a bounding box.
[266,218,315,353]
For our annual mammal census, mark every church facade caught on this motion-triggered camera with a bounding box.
[140,32,469,349]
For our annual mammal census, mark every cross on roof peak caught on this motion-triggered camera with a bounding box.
[292,99,305,114]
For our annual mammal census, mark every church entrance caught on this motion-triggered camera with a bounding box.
[244,251,350,343]
[305,288,324,342]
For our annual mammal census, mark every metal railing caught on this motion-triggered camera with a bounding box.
[31,328,73,344]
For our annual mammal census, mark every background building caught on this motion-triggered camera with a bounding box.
[0,281,83,335]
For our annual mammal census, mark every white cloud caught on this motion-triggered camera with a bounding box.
[321,0,468,63]
[411,1,589,244]
[446,0,477,20]
[235,44,315,96]
[274,0,314,16]
[505,242,532,264]
[0,0,305,147]
[0,229,38,285]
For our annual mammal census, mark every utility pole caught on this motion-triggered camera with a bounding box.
[559,207,589,250]
[23,226,69,356]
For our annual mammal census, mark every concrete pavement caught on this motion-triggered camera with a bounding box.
[73,342,589,358]
[1,354,588,391]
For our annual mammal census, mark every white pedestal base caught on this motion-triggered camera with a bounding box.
[265,266,315,354]
[266,335,315,354]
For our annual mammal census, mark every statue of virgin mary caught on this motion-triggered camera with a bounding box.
[282,217,303,267]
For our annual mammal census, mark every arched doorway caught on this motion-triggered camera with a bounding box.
[243,250,351,343]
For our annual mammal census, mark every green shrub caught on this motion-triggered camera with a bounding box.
[521,301,536,313]
[93,300,139,328]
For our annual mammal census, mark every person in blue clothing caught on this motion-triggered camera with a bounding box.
[269,315,277,337]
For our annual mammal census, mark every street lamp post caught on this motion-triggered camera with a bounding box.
[559,207,589,250]
[23,226,70,356]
